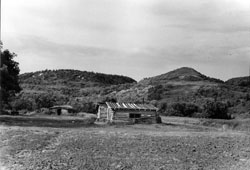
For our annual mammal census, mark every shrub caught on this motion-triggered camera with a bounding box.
[148,85,163,100]
[171,103,199,117]
[35,93,56,109]
[157,101,167,113]
[40,108,52,115]
[149,100,158,107]
[203,101,230,119]
[70,101,97,113]
[192,112,208,118]
[161,102,200,117]
[239,80,250,87]
[102,97,117,103]
[11,97,35,111]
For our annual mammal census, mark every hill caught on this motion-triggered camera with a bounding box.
[14,67,250,119]
[114,67,250,118]
[20,69,136,86]
[139,67,223,85]
[115,67,225,104]
[15,69,136,113]
[226,76,250,87]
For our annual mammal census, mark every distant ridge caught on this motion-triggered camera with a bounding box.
[226,76,250,87]
[16,67,250,118]
[20,69,136,86]
[139,67,223,85]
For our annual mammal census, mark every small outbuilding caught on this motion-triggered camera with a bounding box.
[97,102,160,123]
[49,105,75,115]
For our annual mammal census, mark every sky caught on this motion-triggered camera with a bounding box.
[2,0,250,81]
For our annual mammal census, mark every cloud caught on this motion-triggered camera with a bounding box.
[2,0,250,81]
[17,36,122,58]
[152,0,250,34]
[5,35,159,80]
[165,23,250,34]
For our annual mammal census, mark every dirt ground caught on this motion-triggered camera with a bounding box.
[1,118,250,170]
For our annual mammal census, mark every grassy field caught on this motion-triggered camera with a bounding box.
[161,116,250,131]
[1,116,250,170]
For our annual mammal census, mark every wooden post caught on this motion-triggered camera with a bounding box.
[97,106,101,121]
[106,108,109,122]
[110,110,114,123]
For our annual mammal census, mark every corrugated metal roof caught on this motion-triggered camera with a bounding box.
[105,102,158,111]
[50,105,74,110]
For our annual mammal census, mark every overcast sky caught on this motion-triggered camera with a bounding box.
[2,0,250,81]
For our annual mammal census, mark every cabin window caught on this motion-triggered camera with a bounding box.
[129,113,141,118]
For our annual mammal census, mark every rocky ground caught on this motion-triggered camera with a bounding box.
[1,119,250,170]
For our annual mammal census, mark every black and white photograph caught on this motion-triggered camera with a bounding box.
[1,0,250,169]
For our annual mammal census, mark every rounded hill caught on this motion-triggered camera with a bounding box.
[140,67,223,85]
[19,69,136,86]
[226,76,250,87]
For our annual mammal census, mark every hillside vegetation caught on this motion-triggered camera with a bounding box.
[226,76,250,87]
[12,69,136,113]
[114,67,250,119]
[139,67,223,85]
[20,69,136,86]
[12,67,250,119]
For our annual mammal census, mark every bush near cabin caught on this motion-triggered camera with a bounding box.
[160,102,200,117]
[158,101,230,119]
[203,101,230,119]
[10,91,98,114]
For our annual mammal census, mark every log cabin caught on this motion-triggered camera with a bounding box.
[97,102,160,123]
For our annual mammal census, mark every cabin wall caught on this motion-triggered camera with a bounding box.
[113,111,157,121]
[113,112,130,120]
[61,109,69,115]
[97,106,108,119]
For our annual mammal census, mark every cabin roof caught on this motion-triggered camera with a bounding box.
[100,102,158,111]
[50,105,74,110]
